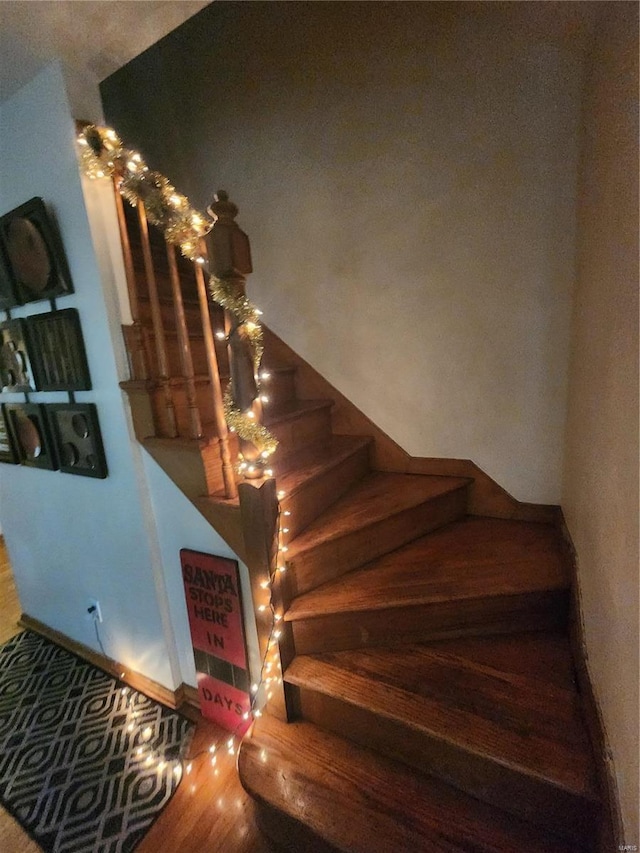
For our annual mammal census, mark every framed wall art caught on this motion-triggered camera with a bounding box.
[3,403,57,470]
[46,403,108,479]
[0,319,36,392]
[26,309,91,391]
[0,197,73,305]
[0,406,18,464]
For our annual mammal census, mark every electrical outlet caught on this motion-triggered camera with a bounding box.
[87,599,102,623]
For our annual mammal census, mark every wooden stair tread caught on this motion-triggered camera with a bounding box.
[276,435,372,496]
[263,398,333,426]
[421,630,578,692]
[239,715,577,853]
[260,364,297,376]
[287,473,469,558]
[143,430,218,451]
[285,642,598,800]
[287,517,569,618]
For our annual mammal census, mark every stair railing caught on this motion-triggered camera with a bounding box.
[78,123,279,501]
[101,154,237,495]
[78,125,288,724]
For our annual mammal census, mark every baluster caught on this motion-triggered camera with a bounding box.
[194,244,238,499]
[112,179,150,380]
[137,202,177,437]
[207,191,266,477]
[166,244,202,439]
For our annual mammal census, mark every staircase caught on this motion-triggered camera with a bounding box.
[115,196,602,852]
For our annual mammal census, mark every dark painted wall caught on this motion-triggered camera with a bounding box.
[100,1,592,503]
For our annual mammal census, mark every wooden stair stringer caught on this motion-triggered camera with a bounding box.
[262,325,557,523]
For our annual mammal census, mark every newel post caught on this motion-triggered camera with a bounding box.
[206,191,267,478]
[238,479,289,722]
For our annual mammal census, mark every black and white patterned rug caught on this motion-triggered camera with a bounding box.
[0,631,194,852]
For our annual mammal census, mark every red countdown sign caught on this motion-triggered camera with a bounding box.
[197,674,252,736]
[180,549,248,670]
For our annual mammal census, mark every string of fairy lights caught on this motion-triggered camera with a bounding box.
[78,124,289,777]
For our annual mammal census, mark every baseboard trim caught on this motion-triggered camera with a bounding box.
[557,519,624,851]
[19,613,187,712]
[176,683,200,712]
[406,457,559,523]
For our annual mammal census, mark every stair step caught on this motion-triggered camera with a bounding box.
[260,364,298,410]
[239,714,579,853]
[284,639,599,843]
[419,630,578,690]
[265,399,334,459]
[286,517,570,652]
[286,473,469,595]
[276,436,372,538]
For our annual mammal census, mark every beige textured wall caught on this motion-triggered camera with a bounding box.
[101,2,592,504]
[562,2,639,841]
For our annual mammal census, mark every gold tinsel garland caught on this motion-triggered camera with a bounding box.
[209,276,278,456]
[223,387,278,458]
[209,276,264,368]
[77,123,277,463]
[77,124,209,262]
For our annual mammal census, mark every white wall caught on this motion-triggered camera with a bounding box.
[0,61,260,696]
[101,2,591,504]
[140,454,261,689]
[0,63,178,686]
[562,3,639,841]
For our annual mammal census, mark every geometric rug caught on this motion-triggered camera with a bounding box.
[0,631,194,853]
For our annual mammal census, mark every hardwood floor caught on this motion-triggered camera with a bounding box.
[0,538,22,646]
[0,537,275,853]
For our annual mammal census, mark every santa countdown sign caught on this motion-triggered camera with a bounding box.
[180,549,248,671]
[197,674,252,736]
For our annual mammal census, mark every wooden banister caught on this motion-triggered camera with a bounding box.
[137,201,177,438]
[207,191,269,477]
[166,244,203,440]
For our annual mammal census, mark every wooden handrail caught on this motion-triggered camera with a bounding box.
[137,201,177,438]
[166,244,203,440]
[194,245,238,499]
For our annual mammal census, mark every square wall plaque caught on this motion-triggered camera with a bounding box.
[27,309,91,391]
[0,197,73,305]
[0,319,36,392]
[46,403,107,479]
[4,403,57,470]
